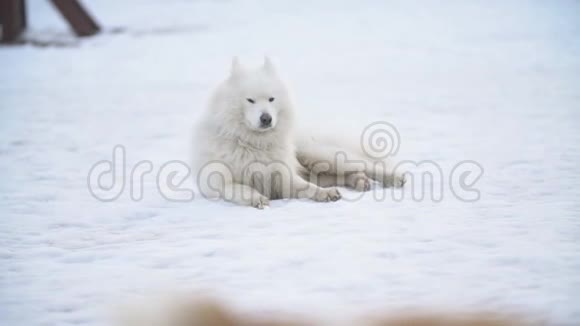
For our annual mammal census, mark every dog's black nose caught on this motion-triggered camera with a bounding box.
[260,113,272,127]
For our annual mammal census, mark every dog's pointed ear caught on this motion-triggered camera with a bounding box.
[263,56,276,74]
[230,56,242,79]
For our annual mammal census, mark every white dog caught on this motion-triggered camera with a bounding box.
[193,57,405,209]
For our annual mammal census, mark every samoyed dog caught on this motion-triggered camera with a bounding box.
[193,57,405,209]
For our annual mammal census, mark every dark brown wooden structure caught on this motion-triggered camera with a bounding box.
[51,0,100,37]
[0,0,27,43]
[0,0,99,44]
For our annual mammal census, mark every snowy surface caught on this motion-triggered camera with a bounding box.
[1,0,580,325]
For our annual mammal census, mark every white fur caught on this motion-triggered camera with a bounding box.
[193,57,404,209]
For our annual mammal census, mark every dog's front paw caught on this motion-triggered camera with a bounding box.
[251,195,270,209]
[314,187,342,202]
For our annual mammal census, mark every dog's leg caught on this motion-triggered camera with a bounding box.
[364,164,406,188]
[296,143,374,191]
[286,174,342,202]
[197,163,270,209]
[311,172,372,192]
[345,172,373,191]
[296,138,406,189]
[222,182,270,209]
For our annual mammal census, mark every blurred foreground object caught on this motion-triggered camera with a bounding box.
[0,0,99,43]
[118,296,543,326]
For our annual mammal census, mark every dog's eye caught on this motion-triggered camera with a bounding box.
[246,98,255,104]
[269,97,275,102]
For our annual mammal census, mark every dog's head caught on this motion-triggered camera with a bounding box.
[226,57,290,132]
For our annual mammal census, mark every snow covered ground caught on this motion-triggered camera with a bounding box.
[1,0,580,325]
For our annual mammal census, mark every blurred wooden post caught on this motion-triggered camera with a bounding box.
[51,0,100,37]
[0,0,27,43]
